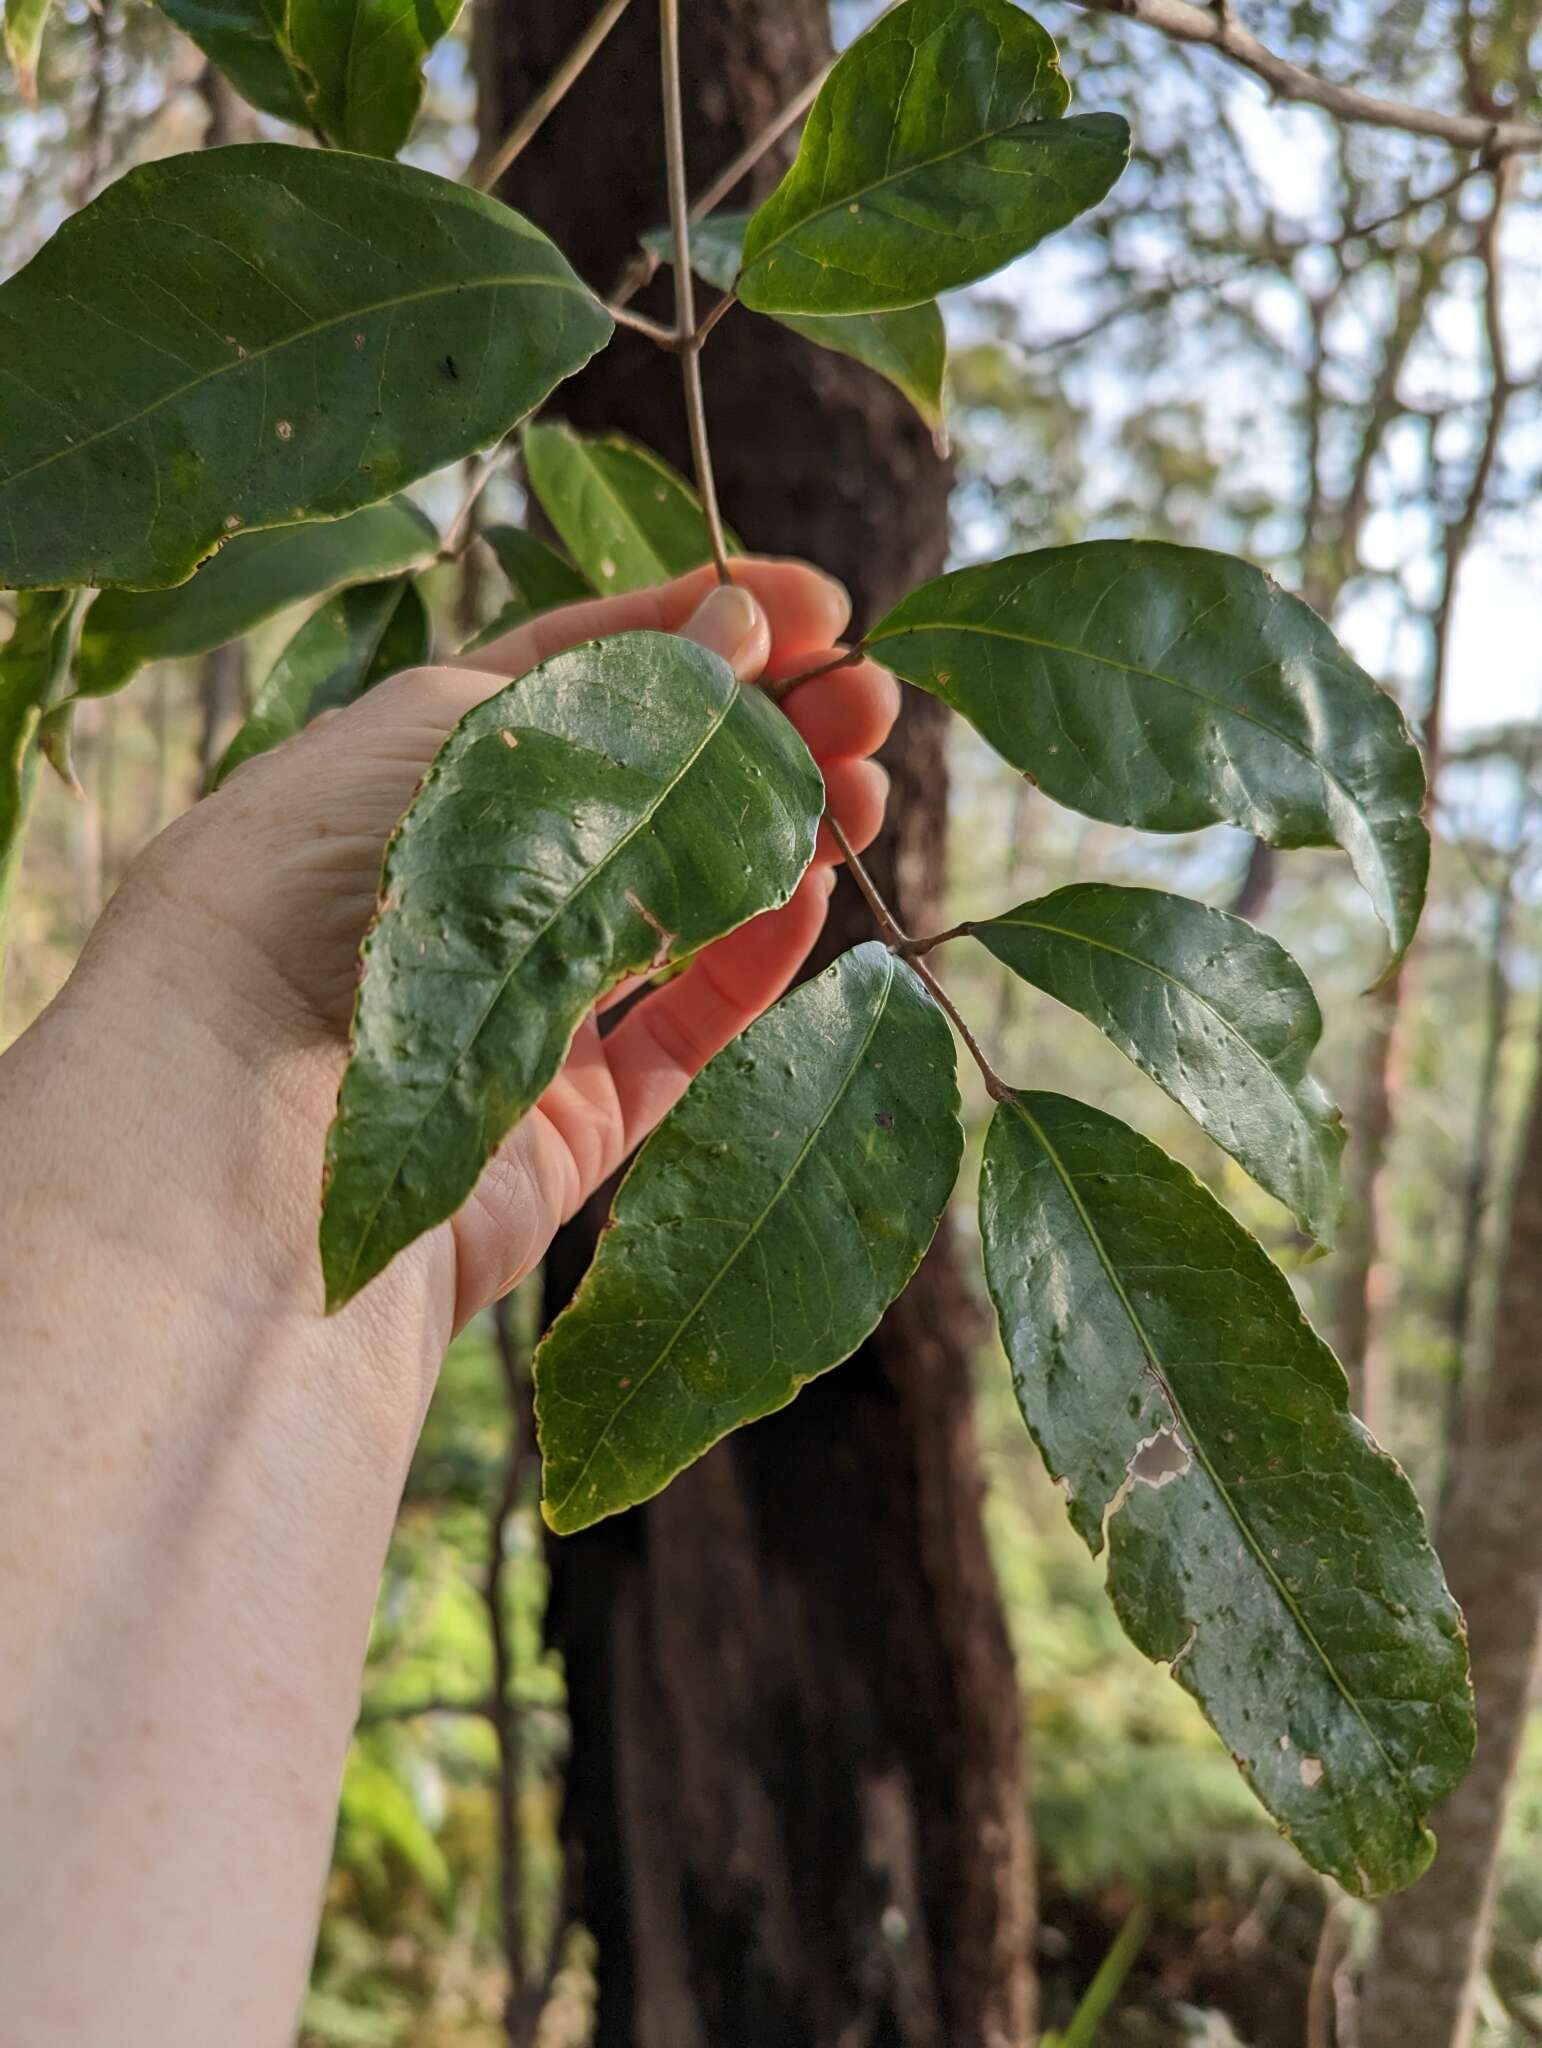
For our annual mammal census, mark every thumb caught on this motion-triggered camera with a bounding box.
[678,582,771,682]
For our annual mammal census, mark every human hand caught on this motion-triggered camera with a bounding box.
[74,558,898,1346]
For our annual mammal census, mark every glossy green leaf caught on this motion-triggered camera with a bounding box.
[536,943,962,1533]
[0,591,78,993]
[0,145,612,592]
[870,542,1429,974]
[157,0,462,152]
[738,0,1129,316]
[462,529,594,656]
[214,576,429,785]
[286,0,463,154]
[980,1092,1474,1894]
[644,213,947,433]
[320,630,823,1310]
[77,498,437,700]
[522,424,738,597]
[974,883,1344,1243]
[153,0,312,129]
[4,0,52,100]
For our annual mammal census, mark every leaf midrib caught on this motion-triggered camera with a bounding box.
[985,905,1325,1161]
[333,670,743,1298]
[741,66,1077,288]
[548,952,897,1520]
[560,442,693,585]
[874,612,1379,853]
[1,270,595,496]
[1000,1095,1411,1803]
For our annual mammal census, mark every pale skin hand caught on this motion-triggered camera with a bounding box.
[0,559,897,2048]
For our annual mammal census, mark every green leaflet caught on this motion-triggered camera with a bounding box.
[286,0,464,155]
[4,0,52,100]
[738,0,1129,316]
[0,146,612,592]
[157,0,464,154]
[320,630,823,1310]
[980,1093,1474,1895]
[523,424,738,597]
[643,213,947,434]
[974,883,1344,1243]
[536,943,962,1533]
[76,498,438,700]
[214,575,430,785]
[459,527,595,655]
[154,0,311,128]
[869,542,1429,975]
[0,590,78,998]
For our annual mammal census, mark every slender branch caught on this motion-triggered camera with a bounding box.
[686,66,829,224]
[473,0,636,192]
[693,288,738,349]
[608,302,681,348]
[660,0,732,584]
[441,446,505,559]
[761,644,867,704]
[826,819,1014,1102]
[1073,0,1542,155]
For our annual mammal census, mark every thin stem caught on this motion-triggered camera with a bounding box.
[660,0,732,584]
[473,0,635,193]
[441,445,504,558]
[608,302,681,348]
[761,644,867,704]
[488,1295,532,2041]
[825,819,1014,1102]
[687,66,829,223]
[693,288,738,349]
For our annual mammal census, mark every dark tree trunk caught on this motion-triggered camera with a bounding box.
[479,6,1034,2044]
[1358,1000,1542,2048]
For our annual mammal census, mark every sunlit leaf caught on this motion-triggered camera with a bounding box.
[77,498,437,700]
[974,883,1344,1242]
[980,1091,1474,1894]
[214,575,430,785]
[0,146,612,592]
[320,630,823,1309]
[537,943,962,1532]
[738,0,1129,315]
[870,542,1429,974]
[523,424,738,597]
[644,213,948,433]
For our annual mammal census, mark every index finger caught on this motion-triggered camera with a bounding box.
[459,557,850,678]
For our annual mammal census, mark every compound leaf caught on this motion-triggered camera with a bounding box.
[738,0,1128,316]
[980,1092,1474,1895]
[0,145,612,592]
[77,497,437,700]
[214,574,430,784]
[523,424,738,597]
[870,542,1429,974]
[320,630,823,1310]
[644,213,947,433]
[974,883,1344,1243]
[537,943,962,1532]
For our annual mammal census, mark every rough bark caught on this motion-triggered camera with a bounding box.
[481,6,1034,2044]
[1358,1002,1542,2048]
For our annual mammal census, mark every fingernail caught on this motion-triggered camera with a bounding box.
[682,585,770,680]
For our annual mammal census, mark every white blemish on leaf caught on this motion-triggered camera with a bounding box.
[1300,1756,1324,1788]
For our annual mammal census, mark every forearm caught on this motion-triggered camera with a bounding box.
[0,951,447,2048]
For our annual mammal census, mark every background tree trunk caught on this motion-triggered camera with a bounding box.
[479,5,1035,2044]
[1358,1000,1542,2048]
